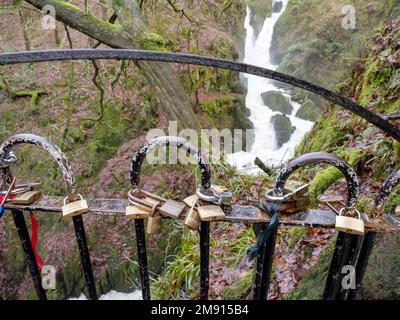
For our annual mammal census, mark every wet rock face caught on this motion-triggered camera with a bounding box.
[271,114,296,147]
[261,90,293,115]
[272,1,283,13]
[295,99,323,122]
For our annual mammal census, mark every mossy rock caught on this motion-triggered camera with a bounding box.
[287,233,400,300]
[295,99,323,122]
[358,233,400,299]
[284,237,336,300]
[308,148,366,207]
[261,91,293,115]
[271,114,295,147]
[246,0,272,37]
[221,270,253,300]
[272,1,283,13]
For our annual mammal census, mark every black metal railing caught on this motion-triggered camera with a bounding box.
[1,50,400,300]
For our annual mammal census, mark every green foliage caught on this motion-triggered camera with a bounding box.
[152,226,200,300]
[227,227,255,266]
[0,108,16,142]
[138,32,174,51]
[289,227,308,251]
[285,237,336,300]
[221,270,253,300]
[308,149,366,207]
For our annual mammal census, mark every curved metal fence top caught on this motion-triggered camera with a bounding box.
[0,133,78,200]
[275,152,359,208]
[0,49,399,141]
[130,135,211,189]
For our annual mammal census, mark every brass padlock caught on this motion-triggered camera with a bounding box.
[183,195,201,230]
[125,204,150,219]
[335,208,364,235]
[62,194,89,219]
[147,215,162,234]
[10,190,42,205]
[183,194,199,207]
[146,203,162,234]
[159,199,186,219]
[197,205,225,221]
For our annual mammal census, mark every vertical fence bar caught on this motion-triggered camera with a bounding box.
[11,209,47,300]
[323,232,363,300]
[72,215,98,300]
[253,223,278,300]
[134,219,150,300]
[200,221,210,300]
[347,232,377,300]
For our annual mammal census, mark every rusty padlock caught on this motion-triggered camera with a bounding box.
[335,208,364,235]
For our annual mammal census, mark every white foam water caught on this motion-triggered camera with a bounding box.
[227,0,314,173]
[69,290,142,300]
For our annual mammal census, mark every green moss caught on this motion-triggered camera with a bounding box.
[308,149,366,207]
[138,32,173,51]
[289,227,308,251]
[221,270,253,300]
[285,236,336,300]
[295,99,323,122]
[295,112,351,154]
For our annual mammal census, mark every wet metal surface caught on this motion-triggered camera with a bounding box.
[0,49,398,141]
[275,152,359,208]
[0,133,97,300]
[5,197,400,231]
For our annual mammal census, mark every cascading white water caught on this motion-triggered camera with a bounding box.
[227,0,314,173]
[69,1,315,301]
[69,290,142,300]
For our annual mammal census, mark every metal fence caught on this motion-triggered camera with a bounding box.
[1,49,400,300]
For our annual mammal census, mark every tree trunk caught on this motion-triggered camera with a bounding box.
[24,0,200,130]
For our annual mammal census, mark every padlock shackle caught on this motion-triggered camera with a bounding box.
[0,133,78,201]
[274,152,359,208]
[374,169,400,210]
[130,136,211,189]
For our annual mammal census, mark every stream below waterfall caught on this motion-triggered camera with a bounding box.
[227,0,314,173]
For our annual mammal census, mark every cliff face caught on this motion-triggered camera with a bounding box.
[271,0,398,89]
[288,18,400,300]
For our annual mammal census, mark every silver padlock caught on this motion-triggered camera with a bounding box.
[335,208,364,235]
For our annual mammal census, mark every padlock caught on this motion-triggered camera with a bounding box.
[10,190,42,205]
[183,195,201,230]
[62,194,89,219]
[147,215,163,234]
[184,206,201,230]
[159,199,186,219]
[183,194,199,207]
[126,204,150,219]
[284,180,309,198]
[197,205,225,221]
[335,208,364,235]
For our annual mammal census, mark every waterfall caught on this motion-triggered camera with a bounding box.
[227,0,314,173]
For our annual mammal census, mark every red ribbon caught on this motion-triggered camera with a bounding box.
[29,212,44,272]
[0,194,44,270]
